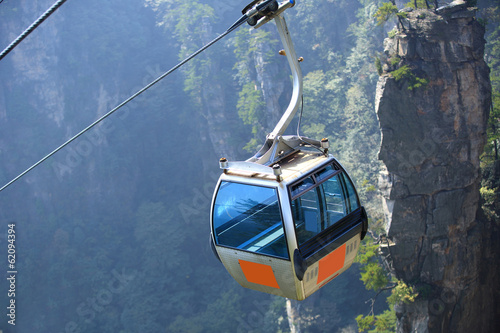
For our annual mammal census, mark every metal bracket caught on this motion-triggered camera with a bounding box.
[245,1,308,166]
[226,0,327,169]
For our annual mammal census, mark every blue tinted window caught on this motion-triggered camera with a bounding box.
[315,165,337,182]
[291,187,322,245]
[213,182,288,259]
[290,163,362,248]
[291,177,314,198]
[292,174,348,246]
[342,173,359,212]
[322,175,347,226]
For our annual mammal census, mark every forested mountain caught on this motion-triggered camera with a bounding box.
[0,0,497,332]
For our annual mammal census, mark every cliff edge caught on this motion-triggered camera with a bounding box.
[375,3,498,332]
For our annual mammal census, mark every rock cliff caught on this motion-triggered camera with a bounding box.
[375,3,498,332]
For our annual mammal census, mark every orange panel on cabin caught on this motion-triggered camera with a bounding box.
[317,244,346,285]
[239,260,280,289]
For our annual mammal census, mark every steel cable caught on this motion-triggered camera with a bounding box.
[0,12,251,192]
[0,0,68,61]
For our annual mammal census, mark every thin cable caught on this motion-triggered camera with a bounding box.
[296,95,304,138]
[0,15,250,193]
[296,96,324,153]
[0,0,67,61]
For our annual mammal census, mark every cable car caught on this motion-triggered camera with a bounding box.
[210,0,368,301]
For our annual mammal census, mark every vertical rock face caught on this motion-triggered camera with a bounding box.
[376,4,497,332]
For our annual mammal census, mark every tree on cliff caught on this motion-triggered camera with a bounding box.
[354,236,420,332]
[374,2,407,29]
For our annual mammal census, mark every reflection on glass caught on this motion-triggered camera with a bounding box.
[342,173,360,212]
[213,182,288,259]
[291,165,359,248]
[291,177,314,198]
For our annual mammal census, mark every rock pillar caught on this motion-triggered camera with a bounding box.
[376,4,497,332]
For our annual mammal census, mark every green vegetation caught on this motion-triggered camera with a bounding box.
[356,310,397,333]
[237,81,266,151]
[389,56,400,67]
[405,0,429,9]
[356,240,389,291]
[354,238,418,332]
[374,3,399,26]
[480,1,500,222]
[390,64,411,80]
[483,4,500,164]
[2,0,497,332]
[0,0,390,331]
[233,27,280,151]
[387,280,418,305]
[374,2,408,29]
[387,28,398,38]
[390,64,429,90]
[375,57,383,76]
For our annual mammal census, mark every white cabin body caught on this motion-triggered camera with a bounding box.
[210,150,367,300]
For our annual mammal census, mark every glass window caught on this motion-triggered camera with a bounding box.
[322,174,347,227]
[342,173,360,212]
[315,165,337,182]
[291,186,322,245]
[213,182,288,259]
[291,177,314,198]
[291,165,358,248]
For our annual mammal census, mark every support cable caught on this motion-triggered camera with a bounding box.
[296,96,323,154]
[0,0,68,61]
[0,10,255,193]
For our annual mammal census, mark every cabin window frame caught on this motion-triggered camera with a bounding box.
[288,161,361,258]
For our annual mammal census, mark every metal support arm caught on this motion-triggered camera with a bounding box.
[219,0,328,173]
[247,1,309,165]
[268,14,303,140]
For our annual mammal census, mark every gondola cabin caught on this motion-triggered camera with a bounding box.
[210,148,368,300]
[209,0,368,300]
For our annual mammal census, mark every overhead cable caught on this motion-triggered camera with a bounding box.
[0,10,255,193]
[0,0,68,61]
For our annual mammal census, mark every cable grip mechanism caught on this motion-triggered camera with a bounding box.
[243,0,296,28]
